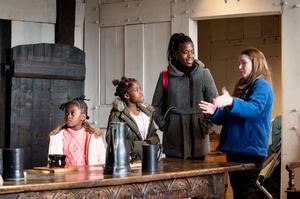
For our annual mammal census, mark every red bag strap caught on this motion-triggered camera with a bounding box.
[162,69,168,91]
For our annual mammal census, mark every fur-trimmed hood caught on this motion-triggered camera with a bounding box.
[112,98,154,116]
[49,121,101,137]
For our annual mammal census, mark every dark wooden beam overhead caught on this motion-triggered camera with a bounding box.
[55,0,75,45]
[0,19,11,148]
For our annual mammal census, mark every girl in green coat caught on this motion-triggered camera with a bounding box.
[106,77,160,160]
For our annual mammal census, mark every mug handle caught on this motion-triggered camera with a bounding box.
[157,144,162,161]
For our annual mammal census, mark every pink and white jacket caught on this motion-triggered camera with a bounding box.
[48,123,106,166]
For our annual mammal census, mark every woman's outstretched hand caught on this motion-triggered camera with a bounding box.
[198,99,217,115]
[199,87,233,115]
[215,87,233,108]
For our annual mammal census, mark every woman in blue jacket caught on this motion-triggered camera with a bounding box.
[199,48,273,199]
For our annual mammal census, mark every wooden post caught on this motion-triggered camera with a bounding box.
[0,19,11,148]
[55,0,75,45]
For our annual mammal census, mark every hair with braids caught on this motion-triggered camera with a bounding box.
[112,77,137,101]
[167,33,194,62]
[233,47,272,97]
[59,95,90,119]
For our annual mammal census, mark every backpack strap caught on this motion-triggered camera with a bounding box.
[162,69,168,91]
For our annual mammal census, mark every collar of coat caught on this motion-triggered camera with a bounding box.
[168,59,205,77]
[112,98,154,116]
[49,121,101,137]
[111,98,154,137]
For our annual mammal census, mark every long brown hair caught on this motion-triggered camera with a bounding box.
[233,48,272,97]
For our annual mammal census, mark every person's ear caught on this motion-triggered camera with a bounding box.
[81,113,87,121]
[124,93,130,100]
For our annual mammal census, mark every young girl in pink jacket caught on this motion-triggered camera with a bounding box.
[48,96,106,166]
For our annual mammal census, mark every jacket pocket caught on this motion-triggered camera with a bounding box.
[198,116,213,135]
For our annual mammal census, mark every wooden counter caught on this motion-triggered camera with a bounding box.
[0,158,254,199]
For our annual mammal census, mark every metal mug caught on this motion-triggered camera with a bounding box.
[48,154,66,168]
[2,148,24,181]
[142,144,161,172]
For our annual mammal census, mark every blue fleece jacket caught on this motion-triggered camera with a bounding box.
[210,78,273,157]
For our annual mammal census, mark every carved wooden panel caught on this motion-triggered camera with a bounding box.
[1,174,224,199]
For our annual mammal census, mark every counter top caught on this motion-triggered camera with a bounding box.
[0,158,254,195]
[0,158,254,198]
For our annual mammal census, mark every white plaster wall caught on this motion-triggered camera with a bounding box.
[11,21,55,47]
[0,0,56,23]
[0,0,56,47]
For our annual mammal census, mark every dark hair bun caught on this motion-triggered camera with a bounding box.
[112,79,120,86]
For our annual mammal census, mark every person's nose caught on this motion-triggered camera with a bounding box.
[238,64,242,70]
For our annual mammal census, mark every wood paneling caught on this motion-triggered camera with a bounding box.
[9,43,85,168]
[100,0,171,27]
[97,22,170,127]
[100,26,124,105]
[124,25,144,86]
[144,22,170,102]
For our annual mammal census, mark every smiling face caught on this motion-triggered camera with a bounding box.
[124,81,144,104]
[239,54,253,80]
[64,103,86,131]
[176,42,195,68]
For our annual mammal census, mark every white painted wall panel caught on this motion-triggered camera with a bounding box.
[76,2,86,26]
[100,26,124,105]
[0,0,55,23]
[101,0,138,4]
[191,0,281,20]
[125,24,144,86]
[171,0,189,34]
[11,21,54,47]
[140,0,171,24]
[100,0,171,27]
[84,0,101,126]
[144,22,170,103]
[74,26,83,50]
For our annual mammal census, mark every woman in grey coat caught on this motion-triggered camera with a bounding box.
[152,33,218,159]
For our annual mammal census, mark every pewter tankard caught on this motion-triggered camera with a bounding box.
[104,122,131,175]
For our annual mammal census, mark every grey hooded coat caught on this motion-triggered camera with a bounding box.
[152,60,218,159]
